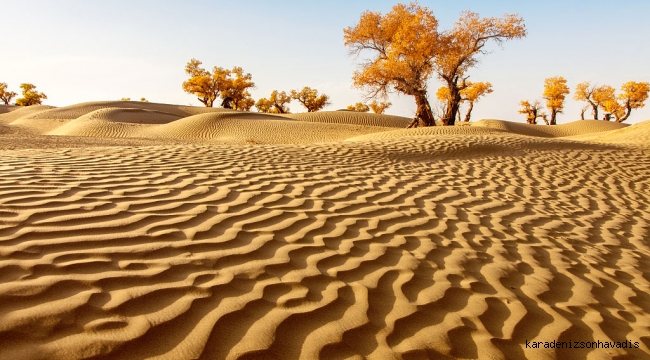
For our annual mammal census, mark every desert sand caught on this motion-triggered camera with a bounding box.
[1,101,649,359]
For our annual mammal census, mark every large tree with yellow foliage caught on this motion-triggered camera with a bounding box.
[290,87,330,112]
[542,76,569,125]
[344,2,525,127]
[182,59,255,110]
[15,83,47,106]
[0,83,18,105]
[596,81,650,122]
[573,82,619,120]
[256,90,291,114]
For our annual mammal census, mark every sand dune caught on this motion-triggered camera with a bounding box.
[285,111,413,128]
[566,119,650,144]
[1,103,650,359]
[148,112,395,144]
[0,105,56,124]
[474,119,628,137]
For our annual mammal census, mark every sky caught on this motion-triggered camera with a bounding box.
[2,0,649,124]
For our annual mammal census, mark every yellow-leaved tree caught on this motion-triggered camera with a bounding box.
[518,100,546,125]
[368,100,391,114]
[256,90,291,113]
[436,81,492,122]
[542,77,569,125]
[15,83,47,106]
[1,83,18,105]
[347,102,370,112]
[220,67,255,111]
[573,82,620,120]
[616,81,650,122]
[290,87,330,112]
[182,59,255,110]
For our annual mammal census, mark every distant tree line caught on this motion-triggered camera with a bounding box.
[520,77,649,125]
[0,82,47,106]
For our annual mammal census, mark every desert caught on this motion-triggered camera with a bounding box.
[2,1,650,359]
[1,101,650,359]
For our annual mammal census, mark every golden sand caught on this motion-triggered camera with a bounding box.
[1,102,649,359]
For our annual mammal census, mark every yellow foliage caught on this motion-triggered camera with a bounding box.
[256,90,291,114]
[182,59,254,110]
[368,100,391,114]
[15,83,47,106]
[0,82,18,105]
[344,3,524,126]
[463,81,493,102]
[290,87,330,112]
[619,81,650,110]
[542,76,569,125]
[347,102,370,112]
[140,98,148,102]
[120,97,131,101]
[518,100,544,124]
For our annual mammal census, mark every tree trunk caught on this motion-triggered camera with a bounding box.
[550,109,558,125]
[617,103,632,123]
[540,114,549,125]
[222,97,233,109]
[411,93,435,127]
[441,83,462,126]
[580,108,585,120]
[591,103,598,120]
[464,102,474,122]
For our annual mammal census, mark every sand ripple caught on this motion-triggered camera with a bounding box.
[1,135,649,359]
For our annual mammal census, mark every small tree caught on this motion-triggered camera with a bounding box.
[290,87,330,112]
[368,100,391,114]
[182,59,229,107]
[15,83,47,106]
[518,100,545,124]
[616,81,650,122]
[140,98,148,102]
[120,97,131,101]
[256,90,291,113]
[461,81,492,122]
[0,83,18,105]
[347,102,370,112]
[220,66,255,111]
[542,76,569,125]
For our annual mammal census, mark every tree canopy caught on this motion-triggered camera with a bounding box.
[518,100,546,124]
[542,77,569,125]
[344,2,525,127]
[290,87,330,112]
[182,59,255,109]
[15,83,47,106]
[0,83,17,105]
[347,102,370,112]
[368,100,391,114]
[256,90,291,114]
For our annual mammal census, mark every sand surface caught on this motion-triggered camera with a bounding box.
[1,102,650,359]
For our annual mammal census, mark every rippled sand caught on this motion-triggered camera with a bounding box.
[1,102,649,359]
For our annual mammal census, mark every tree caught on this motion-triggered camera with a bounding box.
[220,66,255,111]
[256,90,291,113]
[15,83,47,106]
[616,81,650,122]
[290,87,330,112]
[347,102,370,112]
[542,76,569,125]
[120,97,131,101]
[601,98,624,122]
[0,83,18,105]
[368,100,391,114]
[574,82,617,120]
[344,2,440,127]
[436,81,492,122]
[344,3,525,127]
[518,100,545,124]
[182,59,229,107]
[140,98,149,102]
[435,11,525,126]
[460,81,492,122]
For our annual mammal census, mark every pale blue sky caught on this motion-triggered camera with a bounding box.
[2,0,649,123]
